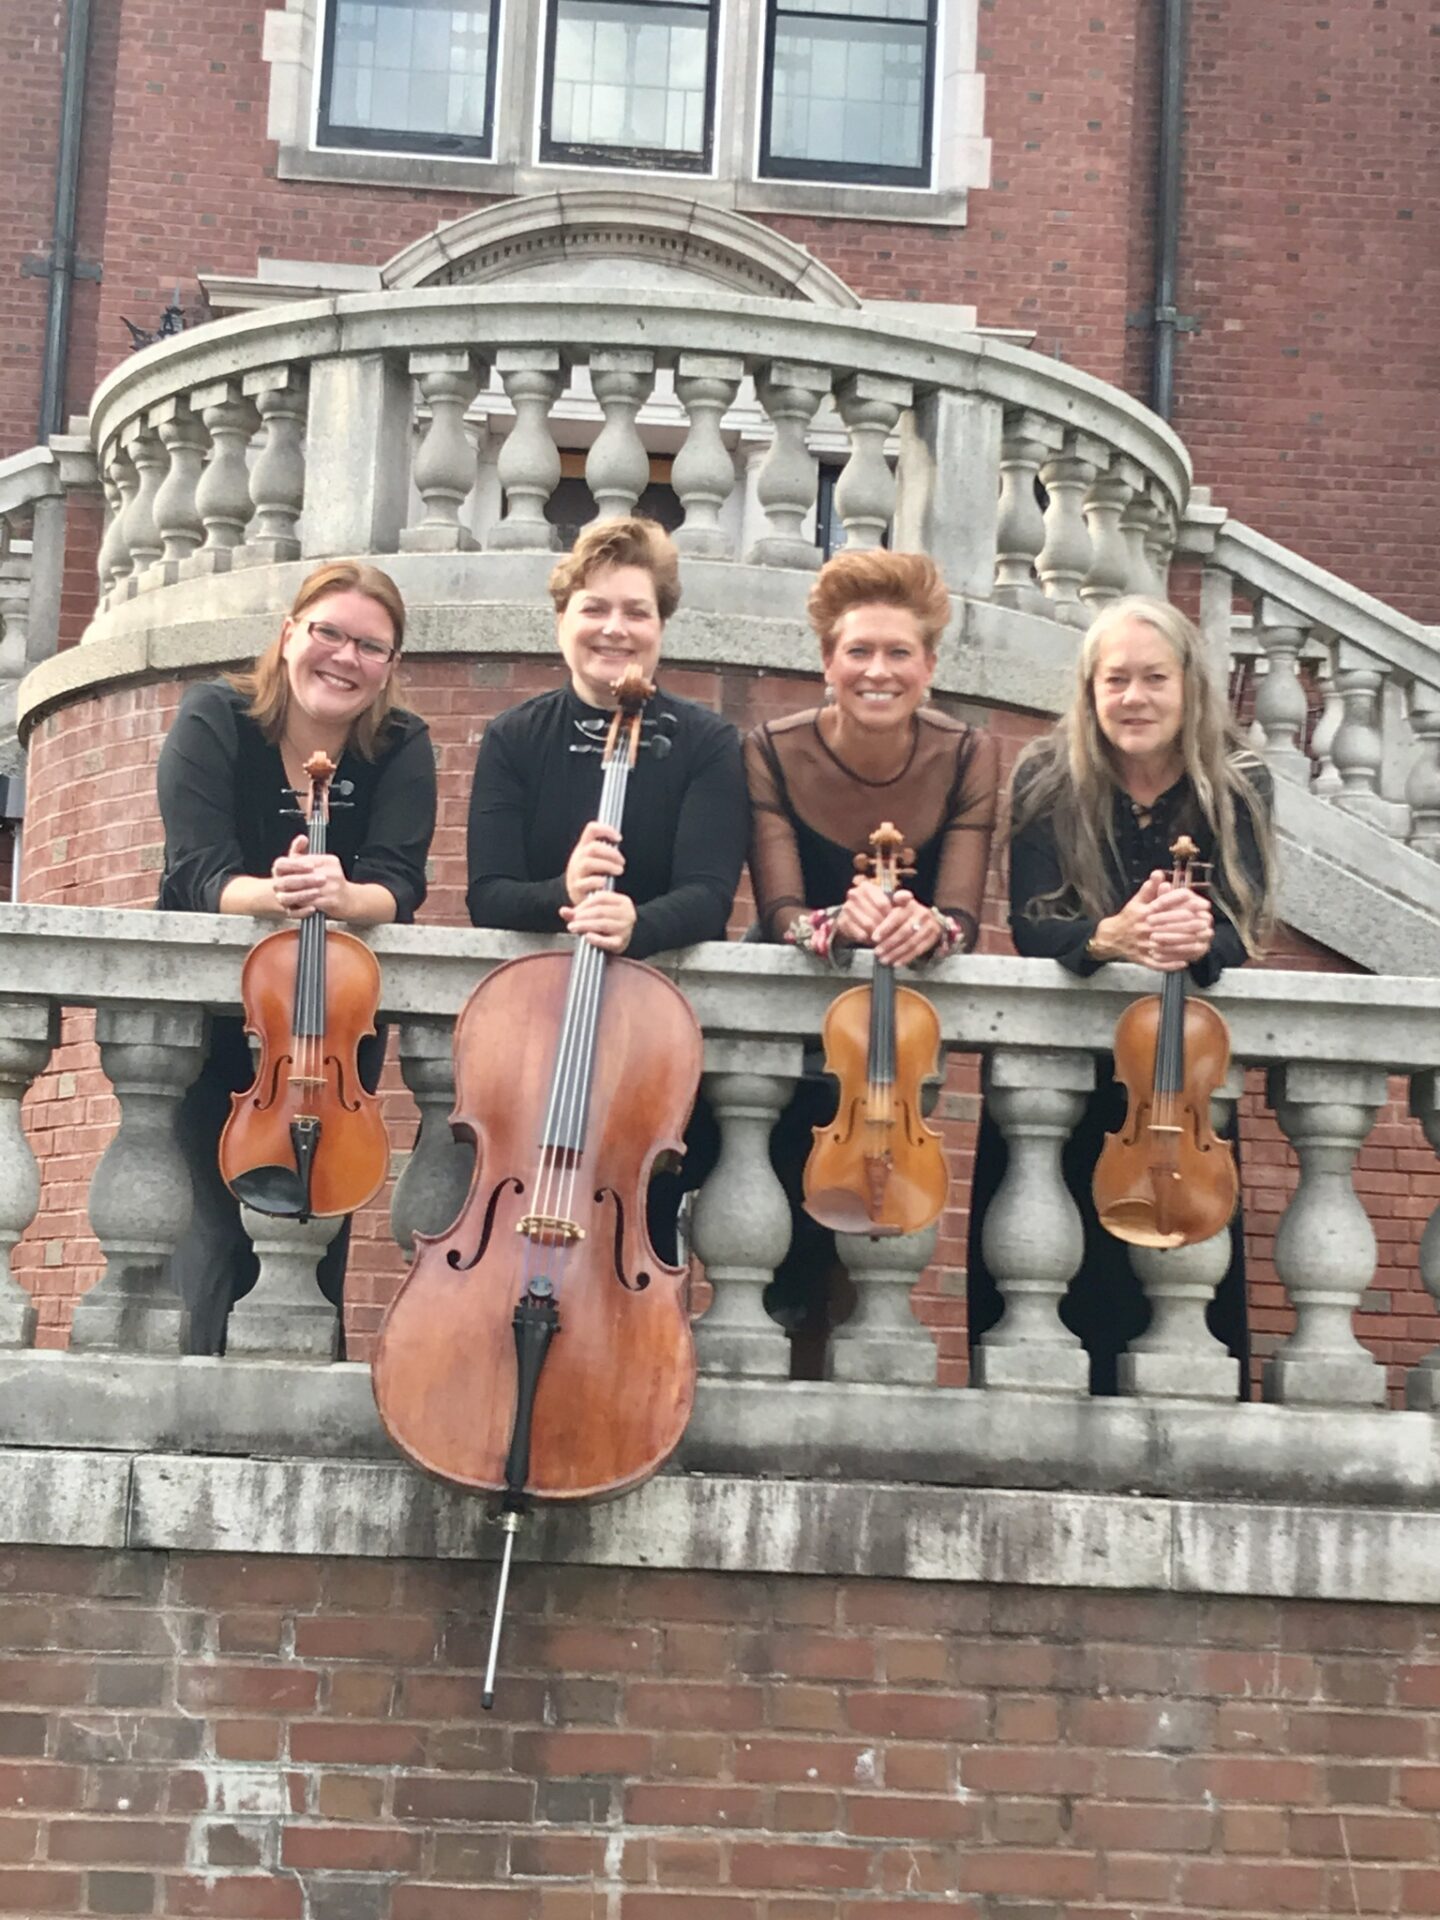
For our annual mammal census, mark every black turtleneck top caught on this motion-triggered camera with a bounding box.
[466,682,747,960]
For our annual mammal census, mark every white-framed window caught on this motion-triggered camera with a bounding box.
[540,0,720,174]
[760,0,937,189]
[317,0,503,157]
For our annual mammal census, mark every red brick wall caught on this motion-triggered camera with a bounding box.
[3,2,1435,624]
[14,663,1440,1398]
[3,1544,1440,1916]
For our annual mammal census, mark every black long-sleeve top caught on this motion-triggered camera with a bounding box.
[156,679,436,922]
[466,683,747,960]
[1009,759,1272,989]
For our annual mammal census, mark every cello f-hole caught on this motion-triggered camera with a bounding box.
[446,1175,525,1273]
[594,1186,650,1292]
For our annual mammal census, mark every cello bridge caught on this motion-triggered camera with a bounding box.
[517,1213,585,1247]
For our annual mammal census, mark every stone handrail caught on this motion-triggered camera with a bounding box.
[1183,497,1440,862]
[14,286,1193,729]
[1,905,1438,1432]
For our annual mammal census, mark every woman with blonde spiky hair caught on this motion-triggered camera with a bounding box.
[969,594,1276,1395]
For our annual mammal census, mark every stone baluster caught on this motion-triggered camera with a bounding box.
[689,1039,800,1378]
[1309,649,1344,797]
[1119,485,1162,596]
[1330,644,1392,829]
[1198,561,1238,688]
[148,397,206,583]
[1079,456,1141,612]
[994,409,1060,613]
[118,418,165,591]
[833,372,912,552]
[392,1018,474,1254]
[1251,597,1313,785]
[1263,1063,1387,1407]
[302,352,412,557]
[485,349,565,552]
[96,458,131,604]
[585,350,656,523]
[184,380,257,576]
[1404,1071,1440,1409]
[0,577,27,684]
[745,361,831,569]
[226,1210,342,1360]
[1144,487,1178,598]
[1405,683,1440,861]
[0,999,59,1348]
[672,353,743,558]
[830,1221,938,1385]
[893,390,1003,601]
[399,351,484,553]
[70,1006,207,1354]
[237,364,309,564]
[1117,1069,1244,1400]
[1036,431,1104,627]
[970,1049,1093,1393]
[104,445,141,601]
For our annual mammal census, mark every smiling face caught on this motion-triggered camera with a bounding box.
[556,562,664,707]
[279,588,397,745]
[1091,616,1186,772]
[823,603,936,736]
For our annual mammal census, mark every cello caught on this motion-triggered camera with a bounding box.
[1092,834,1239,1248]
[218,751,389,1222]
[372,665,702,1706]
[803,822,949,1238]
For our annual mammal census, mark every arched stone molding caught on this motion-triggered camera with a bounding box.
[379,191,861,309]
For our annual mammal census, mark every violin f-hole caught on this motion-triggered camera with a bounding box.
[447,1175,525,1274]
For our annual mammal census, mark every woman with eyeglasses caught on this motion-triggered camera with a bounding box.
[156,561,437,1353]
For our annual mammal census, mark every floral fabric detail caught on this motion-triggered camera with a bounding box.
[910,906,974,969]
[786,905,854,970]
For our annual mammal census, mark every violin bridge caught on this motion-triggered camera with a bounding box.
[516,1213,585,1247]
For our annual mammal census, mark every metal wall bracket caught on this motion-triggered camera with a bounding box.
[1126,304,1199,332]
[21,254,103,283]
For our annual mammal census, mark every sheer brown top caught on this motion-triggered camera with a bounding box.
[744,706,999,950]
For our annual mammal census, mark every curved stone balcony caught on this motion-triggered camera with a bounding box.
[2,276,1438,967]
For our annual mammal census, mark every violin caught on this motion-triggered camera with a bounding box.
[372,665,702,1707]
[803,822,949,1238]
[218,751,389,1223]
[1092,834,1239,1249]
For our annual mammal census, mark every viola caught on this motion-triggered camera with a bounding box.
[218,751,389,1223]
[1092,833,1239,1248]
[372,665,702,1707]
[803,822,949,1238]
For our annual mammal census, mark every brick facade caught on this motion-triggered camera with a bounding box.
[2,1544,1440,1917]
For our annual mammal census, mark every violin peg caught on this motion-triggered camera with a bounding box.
[854,852,873,875]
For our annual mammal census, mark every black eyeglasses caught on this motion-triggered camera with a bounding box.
[305,620,396,666]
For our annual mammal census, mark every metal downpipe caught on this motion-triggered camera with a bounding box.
[38,0,94,441]
[1152,0,1189,422]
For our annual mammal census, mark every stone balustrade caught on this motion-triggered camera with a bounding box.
[11,288,1192,723]
[1182,498,1440,865]
[2,906,1440,1477]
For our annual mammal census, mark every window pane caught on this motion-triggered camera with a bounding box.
[550,1,712,157]
[770,15,927,173]
[328,0,494,140]
[778,0,927,17]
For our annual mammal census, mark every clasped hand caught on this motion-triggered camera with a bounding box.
[271,834,355,919]
[1099,871,1212,971]
[560,819,636,954]
[835,877,941,968]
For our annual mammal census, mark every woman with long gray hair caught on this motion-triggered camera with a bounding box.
[967,594,1275,1394]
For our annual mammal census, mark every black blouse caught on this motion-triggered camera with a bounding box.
[1009,759,1272,988]
[156,679,436,923]
[466,682,747,960]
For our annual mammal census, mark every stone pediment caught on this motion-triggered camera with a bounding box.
[378,189,861,307]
